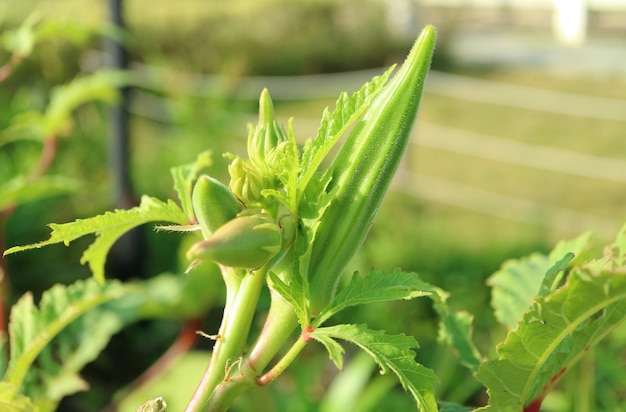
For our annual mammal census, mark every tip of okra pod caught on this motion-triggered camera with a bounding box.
[404,25,436,70]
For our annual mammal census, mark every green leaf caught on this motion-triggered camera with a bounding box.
[537,252,574,297]
[0,175,81,211]
[1,71,129,142]
[315,268,442,326]
[170,150,212,221]
[0,382,36,412]
[488,232,591,330]
[438,401,474,412]
[3,195,188,284]
[267,271,308,327]
[268,175,333,322]
[1,13,39,56]
[477,267,626,412]
[311,324,438,412]
[136,397,167,412]
[297,65,395,196]
[0,272,207,410]
[311,332,345,371]
[262,121,300,212]
[488,253,550,331]
[433,307,483,374]
[2,279,129,396]
[43,70,129,137]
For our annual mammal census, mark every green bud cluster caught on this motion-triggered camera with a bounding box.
[188,90,297,270]
[228,89,288,208]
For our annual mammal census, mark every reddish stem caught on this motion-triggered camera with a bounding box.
[104,318,202,411]
[32,136,58,178]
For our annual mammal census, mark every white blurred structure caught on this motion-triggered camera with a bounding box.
[419,0,626,45]
[553,0,587,45]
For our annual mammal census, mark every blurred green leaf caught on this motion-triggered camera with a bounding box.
[0,13,39,56]
[0,382,35,412]
[320,352,379,412]
[117,351,211,412]
[1,13,121,57]
[43,70,129,137]
[1,71,129,143]
[438,401,474,412]
[0,175,81,211]
[488,253,550,331]
[135,397,167,412]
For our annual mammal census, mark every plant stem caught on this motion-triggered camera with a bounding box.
[205,331,310,411]
[245,289,299,374]
[184,267,267,412]
[199,286,300,411]
[256,331,309,386]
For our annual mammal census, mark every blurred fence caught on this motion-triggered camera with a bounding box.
[129,64,626,239]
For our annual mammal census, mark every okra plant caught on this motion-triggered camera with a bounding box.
[4,23,626,412]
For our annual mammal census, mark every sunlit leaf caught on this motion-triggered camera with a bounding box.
[488,232,592,330]
[311,324,438,412]
[315,268,441,326]
[4,196,188,284]
[477,267,626,411]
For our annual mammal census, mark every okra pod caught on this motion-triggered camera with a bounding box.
[308,26,436,313]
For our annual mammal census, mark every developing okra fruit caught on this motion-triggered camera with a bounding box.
[307,26,436,314]
[186,213,282,269]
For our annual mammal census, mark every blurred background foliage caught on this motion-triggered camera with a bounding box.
[1,0,626,411]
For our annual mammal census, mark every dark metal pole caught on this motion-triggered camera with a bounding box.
[107,0,132,206]
[105,0,145,279]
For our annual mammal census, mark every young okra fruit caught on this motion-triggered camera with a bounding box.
[306,26,436,314]
[186,212,282,269]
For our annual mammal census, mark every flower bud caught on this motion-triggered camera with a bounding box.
[186,213,282,269]
[192,175,242,239]
[228,157,265,206]
[248,89,286,167]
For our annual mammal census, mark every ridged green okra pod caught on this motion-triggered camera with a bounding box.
[308,26,436,314]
